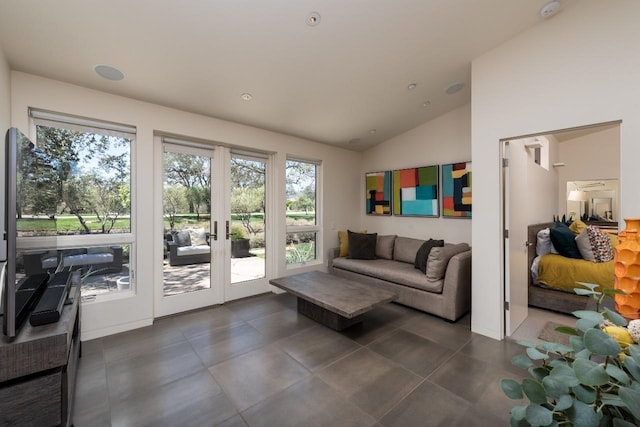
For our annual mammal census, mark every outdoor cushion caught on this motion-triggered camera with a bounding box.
[173,230,192,247]
[177,245,210,256]
[187,227,208,246]
[64,253,114,266]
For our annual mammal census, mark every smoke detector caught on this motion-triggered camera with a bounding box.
[539,0,561,18]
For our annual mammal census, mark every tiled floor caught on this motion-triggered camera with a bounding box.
[73,292,535,427]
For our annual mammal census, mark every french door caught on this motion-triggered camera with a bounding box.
[155,140,269,317]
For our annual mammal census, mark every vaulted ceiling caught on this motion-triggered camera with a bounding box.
[0,0,574,150]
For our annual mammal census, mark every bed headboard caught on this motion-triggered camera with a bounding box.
[527,222,556,287]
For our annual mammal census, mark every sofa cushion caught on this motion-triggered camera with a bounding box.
[393,237,426,264]
[347,230,377,260]
[187,227,208,246]
[173,230,192,247]
[426,243,470,281]
[414,239,444,273]
[332,257,444,293]
[376,235,396,260]
[338,229,366,257]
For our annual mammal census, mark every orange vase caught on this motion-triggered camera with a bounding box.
[614,218,640,320]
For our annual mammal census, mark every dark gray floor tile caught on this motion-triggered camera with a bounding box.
[106,340,205,403]
[167,305,246,339]
[216,414,248,427]
[317,348,422,419]
[242,376,376,427]
[339,305,405,345]
[80,337,104,358]
[380,380,470,426]
[367,329,455,377]
[428,351,523,417]
[102,322,186,364]
[225,293,292,321]
[248,308,316,341]
[399,311,472,351]
[459,333,527,375]
[276,325,361,370]
[209,344,310,411]
[110,371,236,427]
[73,362,111,427]
[188,322,270,367]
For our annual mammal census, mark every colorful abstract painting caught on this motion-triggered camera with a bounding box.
[392,165,439,217]
[365,171,392,215]
[442,161,472,218]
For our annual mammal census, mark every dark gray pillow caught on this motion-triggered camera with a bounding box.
[414,239,444,273]
[173,230,192,247]
[347,230,377,260]
[549,223,582,259]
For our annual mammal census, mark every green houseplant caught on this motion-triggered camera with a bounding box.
[501,283,640,427]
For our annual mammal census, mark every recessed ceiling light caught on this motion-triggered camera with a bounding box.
[539,0,561,18]
[407,83,417,90]
[306,12,321,26]
[445,82,464,95]
[94,64,124,81]
[241,93,252,101]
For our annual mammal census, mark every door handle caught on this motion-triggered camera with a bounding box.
[226,220,230,240]
[525,241,534,247]
[213,221,218,241]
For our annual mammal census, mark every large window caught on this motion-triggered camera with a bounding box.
[285,158,319,265]
[16,110,136,299]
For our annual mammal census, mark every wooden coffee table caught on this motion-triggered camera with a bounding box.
[269,271,397,331]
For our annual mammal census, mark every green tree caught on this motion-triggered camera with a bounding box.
[231,187,264,235]
[164,152,210,214]
[163,185,187,230]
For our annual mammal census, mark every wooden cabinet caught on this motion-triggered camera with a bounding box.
[0,284,81,427]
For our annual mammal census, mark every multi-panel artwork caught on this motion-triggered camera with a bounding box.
[365,171,392,215]
[442,161,472,218]
[392,165,439,217]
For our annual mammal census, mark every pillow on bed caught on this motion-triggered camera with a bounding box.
[536,228,558,256]
[549,223,582,259]
[577,226,614,262]
[569,219,587,235]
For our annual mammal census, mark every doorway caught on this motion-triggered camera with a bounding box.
[501,122,621,337]
[156,139,270,318]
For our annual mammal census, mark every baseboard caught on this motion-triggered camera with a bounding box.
[81,318,153,341]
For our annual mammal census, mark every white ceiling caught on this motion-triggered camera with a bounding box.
[0,0,571,151]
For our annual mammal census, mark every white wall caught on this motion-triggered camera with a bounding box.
[0,46,10,261]
[361,103,471,244]
[471,0,640,339]
[11,72,362,339]
[557,126,620,217]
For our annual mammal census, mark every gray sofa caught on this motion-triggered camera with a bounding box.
[328,235,471,321]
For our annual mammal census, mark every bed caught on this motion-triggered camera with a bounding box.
[527,222,615,314]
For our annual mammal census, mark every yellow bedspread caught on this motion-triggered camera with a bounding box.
[537,254,614,293]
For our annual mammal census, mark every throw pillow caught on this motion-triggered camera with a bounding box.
[569,219,587,235]
[376,235,396,260]
[426,243,470,281]
[338,229,366,257]
[414,239,445,273]
[187,227,208,246]
[173,230,192,247]
[575,229,596,262]
[347,230,377,260]
[549,223,582,259]
[536,228,558,256]
[586,225,613,262]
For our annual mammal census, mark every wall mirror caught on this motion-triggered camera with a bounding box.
[566,179,618,222]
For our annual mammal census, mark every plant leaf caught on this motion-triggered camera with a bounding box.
[576,318,600,332]
[555,326,579,336]
[512,354,534,369]
[554,394,573,411]
[542,376,569,398]
[612,418,639,427]
[511,405,527,421]
[602,307,628,327]
[619,387,640,420]
[549,364,580,387]
[623,355,640,383]
[566,400,599,427]
[529,367,549,382]
[600,393,625,407]
[573,311,604,322]
[573,358,609,386]
[539,342,573,354]
[572,384,596,404]
[606,364,630,385]
[575,348,592,360]
[583,328,621,356]
[628,345,640,365]
[527,347,549,361]
[571,335,585,352]
[501,379,524,400]
[525,404,553,426]
[522,378,547,405]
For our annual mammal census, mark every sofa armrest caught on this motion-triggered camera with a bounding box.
[441,250,472,320]
[327,247,341,270]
